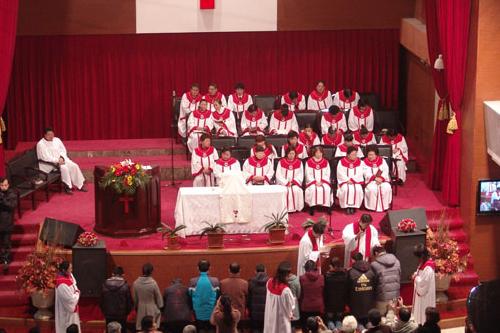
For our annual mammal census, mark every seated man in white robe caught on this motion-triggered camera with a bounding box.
[243,145,274,185]
[276,148,304,212]
[321,105,348,134]
[55,261,81,333]
[281,91,306,112]
[348,99,375,132]
[186,99,214,153]
[335,133,364,158]
[380,129,409,183]
[336,146,364,215]
[307,81,333,111]
[240,104,268,136]
[305,146,332,215]
[269,104,299,135]
[214,147,241,185]
[363,145,392,212]
[212,99,237,137]
[191,134,219,187]
[178,83,202,138]
[227,82,253,118]
[298,124,321,156]
[36,128,86,194]
[297,221,326,276]
[332,88,360,112]
[341,214,380,268]
[411,244,436,325]
[281,130,308,159]
[353,125,377,148]
[250,135,278,161]
[203,83,227,111]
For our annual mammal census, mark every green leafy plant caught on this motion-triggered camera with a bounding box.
[199,222,226,239]
[157,223,187,239]
[302,217,328,230]
[264,209,289,231]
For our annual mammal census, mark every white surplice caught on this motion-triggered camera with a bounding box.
[307,90,333,111]
[178,92,202,138]
[275,158,304,212]
[227,92,253,114]
[363,156,392,212]
[55,273,80,333]
[212,107,237,137]
[334,144,365,158]
[240,109,268,136]
[380,134,409,183]
[36,138,85,190]
[281,92,306,112]
[348,106,375,132]
[412,262,436,325]
[297,230,324,276]
[269,112,299,135]
[263,279,295,333]
[203,92,227,112]
[214,157,241,185]
[341,223,380,268]
[191,146,219,187]
[336,157,364,209]
[186,109,214,152]
[242,156,274,185]
[332,90,360,112]
[321,112,348,134]
[304,158,332,207]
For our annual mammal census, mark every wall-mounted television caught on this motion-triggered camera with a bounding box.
[477,179,500,215]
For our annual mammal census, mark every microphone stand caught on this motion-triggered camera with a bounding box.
[166,90,181,188]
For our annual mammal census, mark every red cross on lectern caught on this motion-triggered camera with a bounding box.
[119,196,134,214]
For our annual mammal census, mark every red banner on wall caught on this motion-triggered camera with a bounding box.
[200,0,215,10]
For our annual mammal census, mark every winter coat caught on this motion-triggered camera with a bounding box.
[100,276,133,319]
[347,260,376,320]
[221,275,248,319]
[288,274,301,320]
[371,252,401,301]
[163,279,192,322]
[0,189,17,232]
[324,269,348,314]
[133,276,163,330]
[299,271,325,313]
[189,273,220,321]
[248,272,269,322]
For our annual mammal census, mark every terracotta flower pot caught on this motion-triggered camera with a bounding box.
[31,289,55,320]
[167,235,181,250]
[268,228,286,244]
[207,232,224,249]
[435,274,452,303]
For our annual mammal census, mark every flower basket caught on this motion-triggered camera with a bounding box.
[99,159,151,196]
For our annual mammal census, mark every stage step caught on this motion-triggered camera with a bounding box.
[11,233,39,247]
[12,223,40,234]
[0,291,29,307]
[0,275,18,290]
[10,246,35,261]
[2,261,25,275]
[451,269,480,286]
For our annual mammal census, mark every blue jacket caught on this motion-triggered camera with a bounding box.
[189,272,220,321]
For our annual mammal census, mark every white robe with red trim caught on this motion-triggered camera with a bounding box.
[281,92,306,112]
[281,143,308,159]
[212,108,237,137]
[321,112,348,134]
[55,274,80,333]
[380,134,409,182]
[275,158,304,213]
[178,92,202,138]
[269,112,299,135]
[203,92,227,112]
[297,231,324,276]
[412,264,436,325]
[227,92,253,114]
[307,90,333,111]
[263,280,295,333]
[250,145,278,161]
[363,157,392,212]
[191,146,219,187]
[240,110,268,136]
[321,133,344,147]
[352,130,377,147]
[332,90,360,112]
[341,223,380,268]
[348,106,374,132]
[213,157,241,185]
[304,158,332,207]
[186,109,214,152]
[336,157,364,209]
[298,132,321,155]
[242,156,274,185]
[334,144,365,158]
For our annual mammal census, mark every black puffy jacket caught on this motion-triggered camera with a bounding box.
[100,276,133,319]
[248,272,269,322]
[347,260,377,320]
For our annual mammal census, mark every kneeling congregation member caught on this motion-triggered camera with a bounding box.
[187,99,213,153]
[276,148,304,213]
[191,134,219,187]
[363,145,392,212]
[214,148,241,185]
[243,145,274,185]
[336,146,364,215]
[305,146,332,215]
[37,128,86,194]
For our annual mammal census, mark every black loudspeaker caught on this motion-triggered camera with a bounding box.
[39,217,84,248]
[380,208,428,236]
[72,240,107,297]
[391,229,426,283]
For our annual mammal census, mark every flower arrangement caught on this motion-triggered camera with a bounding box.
[16,247,64,295]
[77,231,98,247]
[99,159,151,195]
[397,218,416,233]
[426,212,468,277]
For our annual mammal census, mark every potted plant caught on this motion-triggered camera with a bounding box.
[157,223,187,250]
[426,211,468,303]
[16,246,63,320]
[264,209,289,244]
[199,222,226,249]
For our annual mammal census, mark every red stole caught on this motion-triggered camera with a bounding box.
[352,106,373,119]
[283,92,303,106]
[418,259,436,271]
[252,145,273,159]
[248,156,269,168]
[204,91,223,104]
[56,274,79,313]
[212,108,231,121]
[363,156,383,168]
[216,157,237,167]
[307,157,328,170]
[323,133,343,146]
[186,91,202,104]
[381,134,403,145]
[338,144,359,153]
[192,109,212,120]
[339,90,357,103]
[308,229,319,251]
[232,92,250,105]
[353,131,374,144]
[299,131,318,147]
[310,89,328,101]
[244,109,263,121]
[194,146,215,157]
[351,221,372,261]
[324,112,344,124]
[273,111,294,122]
[279,157,301,170]
[267,279,288,295]
[340,156,361,169]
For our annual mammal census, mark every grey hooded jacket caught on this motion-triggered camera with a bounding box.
[371,252,401,301]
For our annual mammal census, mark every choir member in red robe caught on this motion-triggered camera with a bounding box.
[212,99,237,138]
[332,88,360,112]
[305,146,333,215]
[281,91,306,112]
[276,148,305,213]
[363,145,392,212]
[281,130,308,159]
[353,125,377,147]
[214,147,241,185]
[348,99,374,132]
[178,83,202,138]
[186,99,214,153]
[250,135,278,160]
[380,129,409,183]
[243,145,274,185]
[299,124,321,155]
[321,105,348,134]
[269,104,299,135]
[336,146,364,215]
[204,83,227,111]
[334,133,364,158]
[321,127,344,147]
[241,104,268,136]
[227,82,253,117]
[307,81,333,111]
[191,134,219,187]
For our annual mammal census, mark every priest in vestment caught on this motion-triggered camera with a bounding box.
[186,100,214,153]
[412,244,436,325]
[191,134,219,187]
[204,83,227,111]
[212,99,237,137]
[227,82,253,116]
[336,146,365,214]
[297,221,326,276]
[275,148,304,213]
[281,91,306,112]
[363,145,392,212]
[263,262,295,333]
[55,261,80,333]
[269,104,299,135]
[178,84,202,138]
[214,148,241,185]
[321,105,348,134]
[332,88,360,112]
[307,81,333,111]
[242,146,274,185]
[36,128,86,194]
[341,214,380,268]
[348,99,374,132]
[240,104,268,136]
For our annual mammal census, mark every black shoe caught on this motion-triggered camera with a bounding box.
[64,187,73,195]
[309,207,315,216]
[78,186,88,192]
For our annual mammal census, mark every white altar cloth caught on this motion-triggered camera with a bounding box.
[174,185,288,236]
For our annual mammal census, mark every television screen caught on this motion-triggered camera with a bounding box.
[477,179,500,215]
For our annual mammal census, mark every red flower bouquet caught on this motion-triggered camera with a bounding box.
[397,218,416,233]
[77,231,98,247]
[99,159,151,195]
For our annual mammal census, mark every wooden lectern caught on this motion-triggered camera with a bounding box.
[94,166,161,237]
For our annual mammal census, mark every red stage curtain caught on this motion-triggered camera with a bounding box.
[0,0,19,175]
[4,30,399,148]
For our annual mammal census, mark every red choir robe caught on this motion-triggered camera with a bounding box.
[186,109,214,152]
[332,90,360,112]
[352,130,377,147]
[348,106,374,132]
[275,158,304,212]
[250,145,278,160]
[214,157,241,185]
[269,111,299,135]
[178,92,202,138]
[203,91,227,111]
[321,111,348,134]
[334,143,365,158]
[227,92,253,114]
[321,131,344,147]
[281,143,308,159]
[242,156,274,185]
[363,156,392,212]
[298,131,321,155]
[336,157,364,209]
[307,89,333,111]
[191,146,219,187]
[380,134,409,182]
[281,92,306,112]
[212,107,237,137]
[304,157,332,207]
[240,109,268,136]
